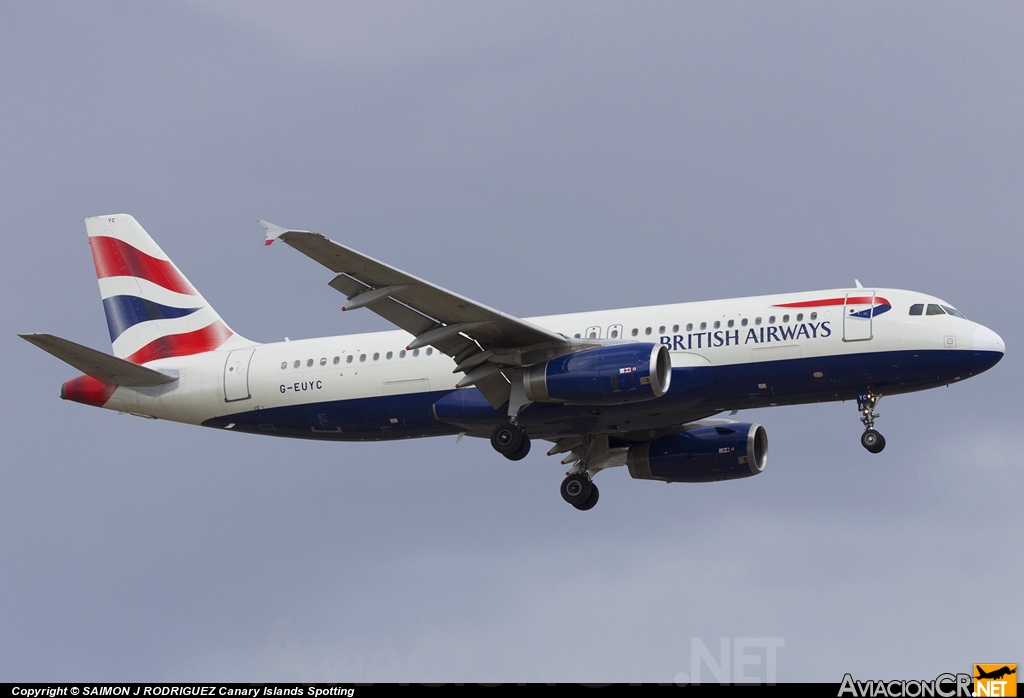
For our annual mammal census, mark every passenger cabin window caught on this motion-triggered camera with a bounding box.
[645,327,652,336]
[306,359,313,367]
[293,360,300,369]
[333,356,340,365]
[713,321,720,329]
[727,320,734,328]
[320,358,327,366]
[741,318,748,326]
[926,304,945,316]
[426,348,433,355]
[631,328,639,337]
[413,349,420,356]
[686,323,693,332]
[386,351,393,360]
[373,352,379,361]
[659,325,666,334]
[810,312,817,321]
[672,324,679,333]
[909,304,924,316]
[796,313,803,321]
[359,354,366,362]
[768,316,776,324]
[700,322,707,330]
[400,350,407,358]
[755,317,762,325]
[782,315,789,323]
[346,355,353,364]
[280,362,287,370]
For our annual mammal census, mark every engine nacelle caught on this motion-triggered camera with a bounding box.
[523,343,671,405]
[627,423,768,483]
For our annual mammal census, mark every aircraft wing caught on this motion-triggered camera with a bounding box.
[261,221,572,408]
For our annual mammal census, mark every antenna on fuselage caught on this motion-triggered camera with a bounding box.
[855,279,864,288]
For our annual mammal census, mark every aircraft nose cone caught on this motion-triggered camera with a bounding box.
[973,325,1005,354]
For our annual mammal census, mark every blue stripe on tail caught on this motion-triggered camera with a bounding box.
[102,295,202,341]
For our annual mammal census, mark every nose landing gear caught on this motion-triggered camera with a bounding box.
[857,391,886,454]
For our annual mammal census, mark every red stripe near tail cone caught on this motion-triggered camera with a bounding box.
[123,320,234,365]
[61,375,117,407]
[89,236,198,296]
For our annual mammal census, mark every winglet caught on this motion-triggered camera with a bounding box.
[259,220,309,246]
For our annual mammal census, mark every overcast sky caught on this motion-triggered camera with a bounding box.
[1,1,1021,683]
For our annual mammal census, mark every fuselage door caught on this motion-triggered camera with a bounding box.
[224,348,256,402]
[585,326,602,340]
[843,291,876,342]
[607,324,623,340]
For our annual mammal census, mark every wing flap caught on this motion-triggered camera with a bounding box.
[327,275,479,359]
[20,333,177,386]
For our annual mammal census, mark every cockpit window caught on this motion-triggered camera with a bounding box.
[941,305,966,319]
[909,304,923,316]
[926,304,945,315]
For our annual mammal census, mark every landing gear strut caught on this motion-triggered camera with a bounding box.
[857,391,886,454]
[491,421,531,461]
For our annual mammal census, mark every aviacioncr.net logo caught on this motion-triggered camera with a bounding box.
[838,673,973,697]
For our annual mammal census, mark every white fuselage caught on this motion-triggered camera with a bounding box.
[90,287,1002,441]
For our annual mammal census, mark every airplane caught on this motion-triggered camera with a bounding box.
[21,215,1005,510]
[975,666,1016,681]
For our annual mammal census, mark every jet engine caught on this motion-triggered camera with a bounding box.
[626,423,767,483]
[523,343,671,405]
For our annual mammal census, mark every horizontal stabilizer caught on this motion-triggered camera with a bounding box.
[20,333,177,386]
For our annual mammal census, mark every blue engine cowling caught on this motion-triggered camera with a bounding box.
[626,423,768,483]
[522,343,671,405]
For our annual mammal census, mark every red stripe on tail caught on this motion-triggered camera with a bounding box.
[124,321,233,364]
[89,236,197,296]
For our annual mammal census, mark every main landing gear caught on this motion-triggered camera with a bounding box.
[558,433,604,511]
[491,380,533,461]
[561,473,599,511]
[857,391,886,454]
[490,421,531,461]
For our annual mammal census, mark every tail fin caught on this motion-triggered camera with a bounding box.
[86,214,248,364]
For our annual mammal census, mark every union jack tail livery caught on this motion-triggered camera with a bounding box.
[86,214,247,365]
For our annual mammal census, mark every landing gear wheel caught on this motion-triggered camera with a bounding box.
[560,474,593,507]
[861,429,886,454]
[506,434,531,461]
[575,482,600,511]
[490,422,524,457]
